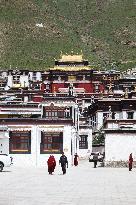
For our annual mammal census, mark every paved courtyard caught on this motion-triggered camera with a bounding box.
[0,160,136,205]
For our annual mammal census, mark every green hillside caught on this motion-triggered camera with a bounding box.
[0,0,136,70]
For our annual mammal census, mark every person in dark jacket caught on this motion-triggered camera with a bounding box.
[59,152,68,174]
[93,154,98,168]
[74,153,79,166]
[129,153,133,171]
[47,155,56,174]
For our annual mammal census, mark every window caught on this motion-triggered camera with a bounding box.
[44,109,65,118]
[103,113,109,121]
[40,132,63,154]
[79,135,88,149]
[58,110,64,118]
[127,112,134,119]
[9,131,31,154]
[112,112,116,119]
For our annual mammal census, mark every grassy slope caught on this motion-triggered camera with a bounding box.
[0,0,136,70]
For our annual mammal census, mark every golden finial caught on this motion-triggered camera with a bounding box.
[124,88,128,99]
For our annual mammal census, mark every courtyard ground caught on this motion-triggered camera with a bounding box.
[0,160,136,205]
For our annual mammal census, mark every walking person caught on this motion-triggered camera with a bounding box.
[93,153,98,168]
[59,152,68,174]
[129,153,133,171]
[74,153,79,166]
[47,155,56,175]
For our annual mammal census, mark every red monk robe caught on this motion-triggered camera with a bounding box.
[129,153,133,171]
[47,155,56,174]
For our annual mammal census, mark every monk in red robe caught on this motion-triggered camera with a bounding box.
[74,153,79,166]
[129,153,133,171]
[47,155,56,174]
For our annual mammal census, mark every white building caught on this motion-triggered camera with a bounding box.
[0,118,92,167]
[104,119,136,167]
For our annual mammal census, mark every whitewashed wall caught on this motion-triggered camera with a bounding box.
[5,124,92,167]
[0,138,9,154]
[10,125,74,167]
[96,111,103,129]
[20,75,29,87]
[78,128,92,158]
[7,75,13,87]
[36,72,42,81]
[105,133,136,162]
[38,125,73,167]
[10,127,35,167]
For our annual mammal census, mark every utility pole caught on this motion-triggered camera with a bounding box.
[74,100,80,153]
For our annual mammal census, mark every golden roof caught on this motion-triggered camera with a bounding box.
[12,84,21,88]
[50,53,92,71]
[51,66,91,71]
[59,54,83,62]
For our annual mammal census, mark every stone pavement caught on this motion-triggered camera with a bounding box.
[0,160,136,205]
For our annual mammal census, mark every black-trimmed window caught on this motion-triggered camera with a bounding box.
[9,131,31,154]
[40,132,63,154]
[127,112,134,119]
[103,113,109,122]
[112,112,116,119]
[44,109,65,118]
[79,135,88,149]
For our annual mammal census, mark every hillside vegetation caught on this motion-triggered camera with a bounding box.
[0,0,136,70]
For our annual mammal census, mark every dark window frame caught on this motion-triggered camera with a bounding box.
[44,108,65,118]
[9,131,31,154]
[127,111,134,119]
[40,132,63,154]
[79,135,88,149]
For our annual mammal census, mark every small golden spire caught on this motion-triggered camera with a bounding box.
[124,88,128,99]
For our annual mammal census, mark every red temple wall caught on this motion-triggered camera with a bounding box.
[77,83,94,93]
[99,84,105,93]
[33,96,43,102]
[51,83,65,92]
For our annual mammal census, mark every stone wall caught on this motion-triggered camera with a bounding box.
[105,161,136,168]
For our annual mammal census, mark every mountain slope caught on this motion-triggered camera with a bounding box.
[0,0,136,70]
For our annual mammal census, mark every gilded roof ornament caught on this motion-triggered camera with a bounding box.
[124,88,128,99]
[50,52,92,71]
[59,54,83,62]
[51,66,91,71]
